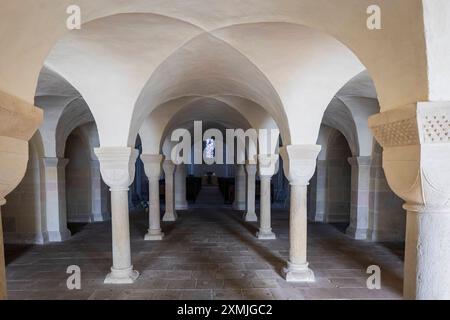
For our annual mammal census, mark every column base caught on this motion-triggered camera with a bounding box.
[48,229,72,242]
[256,230,276,240]
[163,211,177,222]
[104,266,139,284]
[282,262,315,282]
[233,202,246,211]
[243,212,258,222]
[175,202,189,210]
[145,230,165,241]
[346,226,368,240]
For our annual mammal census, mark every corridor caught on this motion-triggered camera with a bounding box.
[5,208,403,300]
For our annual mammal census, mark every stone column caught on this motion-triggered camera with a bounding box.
[243,163,258,222]
[94,147,139,284]
[162,160,177,222]
[346,156,371,240]
[256,154,278,239]
[233,164,246,210]
[90,160,109,222]
[280,145,321,282]
[141,154,164,241]
[369,102,450,299]
[309,160,327,222]
[0,201,6,300]
[42,157,71,242]
[175,164,189,210]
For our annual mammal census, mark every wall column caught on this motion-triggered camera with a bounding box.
[141,154,164,241]
[256,154,278,240]
[243,163,257,222]
[346,156,371,240]
[233,164,246,210]
[42,157,71,242]
[162,160,177,222]
[175,164,188,210]
[0,201,6,300]
[280,145,320,282]
[369,102,450,299]
[94,147,139,284]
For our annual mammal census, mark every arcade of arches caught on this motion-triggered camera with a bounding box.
[1,1,450,300]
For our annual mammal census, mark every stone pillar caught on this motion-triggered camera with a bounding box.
[175,164,188,210]
[42,157,71,242]
[280,145,321,282]
[369,102,450,299]
[233,164,246,210]
[94,147,139,284]
[0,201,6,300]
[243,163,257,222]
[141,154,164,241]
[309,160,327,222]
[256,154,278,240]
[346,156,371,240]
[162,160,177,222]
[90,160,109,222]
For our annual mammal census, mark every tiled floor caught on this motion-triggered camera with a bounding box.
[4,200,404,300]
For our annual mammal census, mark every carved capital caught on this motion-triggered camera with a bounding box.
[0,137,29,201]
[245,163,257,176]
[258,154,279,177]
[94,147,138,191]
[141,154,164,179]
[279,145,321,186]
[369,102,450,207]
[162,160,176,176]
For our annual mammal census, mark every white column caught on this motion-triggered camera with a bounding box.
[256,154,278,240]
[94,147,139,284]
[42,157,71,242]
[280,145,320,282]
[368,102,450,299]
[162,160,177,222]
[90,160,109,222]
[243,163,257,222]
[141,154,164,241]
[175,164,188,210]
[0,200,6,300]
[346,156,371,240]
[233,164,246,210]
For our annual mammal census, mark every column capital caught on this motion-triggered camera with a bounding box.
[94,147,138,191]
[245,163,257,176]
[279,145,321,186]
[162,159,176,175]
[0,198,5,206]
[141,154,164,179]
[347,156,371,167]
[258,154,279,177]
[42,157,70,169]
[369,102,450,208]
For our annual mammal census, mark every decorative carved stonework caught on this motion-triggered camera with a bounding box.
[141,154,164,179]
[94,147,139,190]
[368,102,450,207]
[258,154,279,177]
[279,145,321,186]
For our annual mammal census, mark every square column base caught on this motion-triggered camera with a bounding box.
[282,262,315,282]
[145,231,165,241]
[104,266,139,284]
[256,231,276,240]
[243,212,258,222]
[346,226,368,240]
[163,212,177,222]
[48,229,72,242]
[175,202,189,210]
